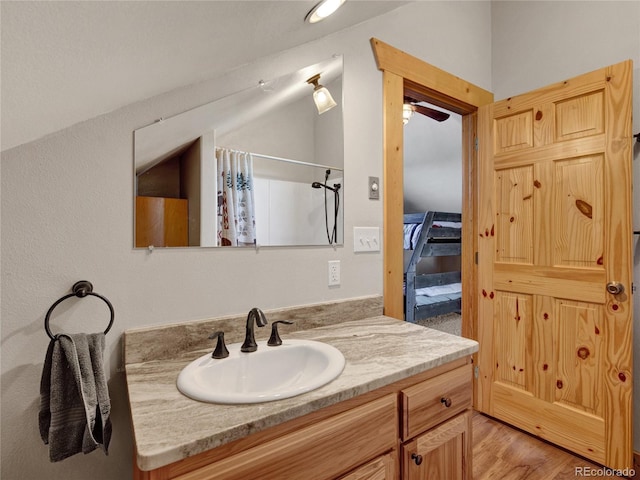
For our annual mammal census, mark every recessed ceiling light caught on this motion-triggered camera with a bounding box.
[305,0,346,24]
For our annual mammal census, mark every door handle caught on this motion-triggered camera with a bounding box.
[606,282,625,295]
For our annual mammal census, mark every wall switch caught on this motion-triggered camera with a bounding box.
[368,177,380,200]
[328,260,341,286]
[353,227,380,252]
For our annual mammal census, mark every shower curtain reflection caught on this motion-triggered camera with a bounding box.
[215,147,256,246]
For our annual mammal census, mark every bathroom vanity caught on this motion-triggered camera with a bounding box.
[125,307,478,480]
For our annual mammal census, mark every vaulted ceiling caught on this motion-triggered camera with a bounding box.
[0,1,407,152]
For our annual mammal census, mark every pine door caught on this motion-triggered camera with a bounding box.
[476,61,633,470]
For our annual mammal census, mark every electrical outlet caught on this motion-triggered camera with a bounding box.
[328,260,340,286]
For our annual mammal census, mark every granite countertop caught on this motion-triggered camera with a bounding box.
[126,315,479,471]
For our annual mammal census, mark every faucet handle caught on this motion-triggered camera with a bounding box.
[268,321,294,347]
[209,331,229,359]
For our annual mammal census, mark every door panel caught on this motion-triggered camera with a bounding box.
[555,300,603,415]
[495,166,534,263]
[477,61,633,469]
[554,155,604,267]
[494,291,532,390]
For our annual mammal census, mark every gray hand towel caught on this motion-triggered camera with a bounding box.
[39,333,112,462]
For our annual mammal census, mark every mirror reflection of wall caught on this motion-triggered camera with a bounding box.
[253,159,343,246]
[134,56,344,249]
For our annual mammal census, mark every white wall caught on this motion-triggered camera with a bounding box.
[0,2,492,479]
[218,95,317,166]
[254,177,338,246]
[403,108,463,213]
[491,0,640,450]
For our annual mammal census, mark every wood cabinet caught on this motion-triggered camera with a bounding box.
[338,452,397,480]
[134,358,472,480]
[135,196,188,247]
[172,395,397,480]
[400,365,472,480]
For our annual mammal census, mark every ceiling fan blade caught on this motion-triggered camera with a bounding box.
[413,104,450,122]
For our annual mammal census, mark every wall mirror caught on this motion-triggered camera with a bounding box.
[134,56,344,248]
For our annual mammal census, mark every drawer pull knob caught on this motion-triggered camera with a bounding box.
[441,397,452,408]
[411,453,423,465]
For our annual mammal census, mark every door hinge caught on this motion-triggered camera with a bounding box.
[474,366,479,379]
[633,282,636,294]
[474,137,479,151]
[475,252,478,265]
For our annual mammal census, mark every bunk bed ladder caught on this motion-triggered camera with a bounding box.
[405,212,435,323]
[404,211,462,323]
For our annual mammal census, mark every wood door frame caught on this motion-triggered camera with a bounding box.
[370,38,493,373]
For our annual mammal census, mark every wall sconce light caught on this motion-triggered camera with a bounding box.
[306,74,337,114]
[305,0,346,24]
[403,103,415,125]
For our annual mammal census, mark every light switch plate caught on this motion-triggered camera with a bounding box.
[353,227,380,252]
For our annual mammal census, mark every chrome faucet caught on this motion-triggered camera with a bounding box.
[241,307,268,352]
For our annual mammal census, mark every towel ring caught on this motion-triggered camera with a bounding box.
[44,280,114,340]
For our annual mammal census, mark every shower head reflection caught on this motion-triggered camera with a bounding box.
[311,181,340,192]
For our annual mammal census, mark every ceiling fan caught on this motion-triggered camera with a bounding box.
[403,96,450,123]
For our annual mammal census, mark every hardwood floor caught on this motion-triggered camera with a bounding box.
[472,411,632,479]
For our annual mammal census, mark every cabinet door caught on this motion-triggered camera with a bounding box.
[402,411,471,480]
[339,451,397,480]
[172,395,397,480]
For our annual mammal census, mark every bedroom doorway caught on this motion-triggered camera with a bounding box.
[403,99,463,334]
[370,37,493,343]
[372,38,634,470]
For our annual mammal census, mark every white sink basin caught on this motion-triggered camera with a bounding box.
[177,339,345,404]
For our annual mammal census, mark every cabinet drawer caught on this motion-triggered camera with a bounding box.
[174,394,398,480]
[401,365,471,441]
